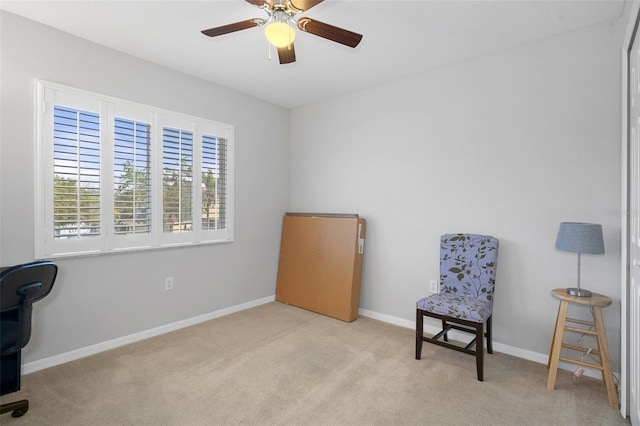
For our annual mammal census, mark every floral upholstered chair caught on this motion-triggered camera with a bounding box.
[415,233,499,381]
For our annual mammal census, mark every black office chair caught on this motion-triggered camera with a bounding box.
[1,261,57,417]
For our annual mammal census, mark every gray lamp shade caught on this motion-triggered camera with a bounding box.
[555,222,605,254]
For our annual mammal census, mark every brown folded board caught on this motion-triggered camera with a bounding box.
[275,213,365,322]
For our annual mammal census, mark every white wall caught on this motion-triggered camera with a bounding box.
[0,12,290,363]
[0,8,628,375]
[290,18,625,369]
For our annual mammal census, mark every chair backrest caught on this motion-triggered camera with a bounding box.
[1,261,57,354]
[439,234,498,302]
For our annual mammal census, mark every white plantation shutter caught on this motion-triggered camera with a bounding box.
[36,81,234,258]
[201,134,227,231]
[162,127,193,233]
[53,106,101,238]
[113,118,151,235]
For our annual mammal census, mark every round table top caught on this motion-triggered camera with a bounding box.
[551,288,612,307]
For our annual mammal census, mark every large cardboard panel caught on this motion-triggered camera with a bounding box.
[276,213,365,322]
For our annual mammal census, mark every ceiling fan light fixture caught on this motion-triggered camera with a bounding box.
[201,0,362,65]
[264,21,295,48]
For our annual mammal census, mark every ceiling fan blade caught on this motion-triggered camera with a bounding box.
[297,18,362,48]
[289,0,324,12]
[278,44,296,64]
[201,18,265,38]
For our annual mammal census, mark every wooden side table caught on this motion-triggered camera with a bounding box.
[546,288,618,409]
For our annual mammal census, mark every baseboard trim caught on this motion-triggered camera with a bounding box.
[357,307,616,381]
[23,296,275,374]
[23,298,614,382]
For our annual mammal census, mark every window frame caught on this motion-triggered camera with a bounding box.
[35,80,234,258]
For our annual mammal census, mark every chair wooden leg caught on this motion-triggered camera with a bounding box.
[417,311,492,381]
[415,309,423,360]
[486,316,493,354]
[441,319,449,342]
[476,322,484,381]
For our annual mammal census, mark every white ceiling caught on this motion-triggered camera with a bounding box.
[0,0,627,109]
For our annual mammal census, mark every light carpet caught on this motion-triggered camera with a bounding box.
[0,302,629,425]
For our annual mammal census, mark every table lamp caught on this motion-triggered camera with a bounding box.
[555,222,605,297]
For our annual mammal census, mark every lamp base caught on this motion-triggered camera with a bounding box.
[566,287,592,298]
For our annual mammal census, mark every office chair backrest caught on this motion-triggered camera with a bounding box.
[439,234,498,303]
[1,261,57,354]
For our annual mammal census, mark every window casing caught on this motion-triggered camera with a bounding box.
[35,80,234,258]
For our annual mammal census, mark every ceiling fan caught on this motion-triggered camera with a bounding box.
[201,0,363,64]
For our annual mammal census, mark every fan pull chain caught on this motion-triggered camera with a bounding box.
[268,42,272,61]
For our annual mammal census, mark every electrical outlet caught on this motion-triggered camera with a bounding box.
[165,277,174,291]
[429,279,439,293]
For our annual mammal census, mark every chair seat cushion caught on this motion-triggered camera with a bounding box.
[416,294,493,322]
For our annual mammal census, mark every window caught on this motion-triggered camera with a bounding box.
[114,118,151,236]
[201,134,227,231]
[162,127,193,233]
[53,106,101,239]
[36,81,234,257]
